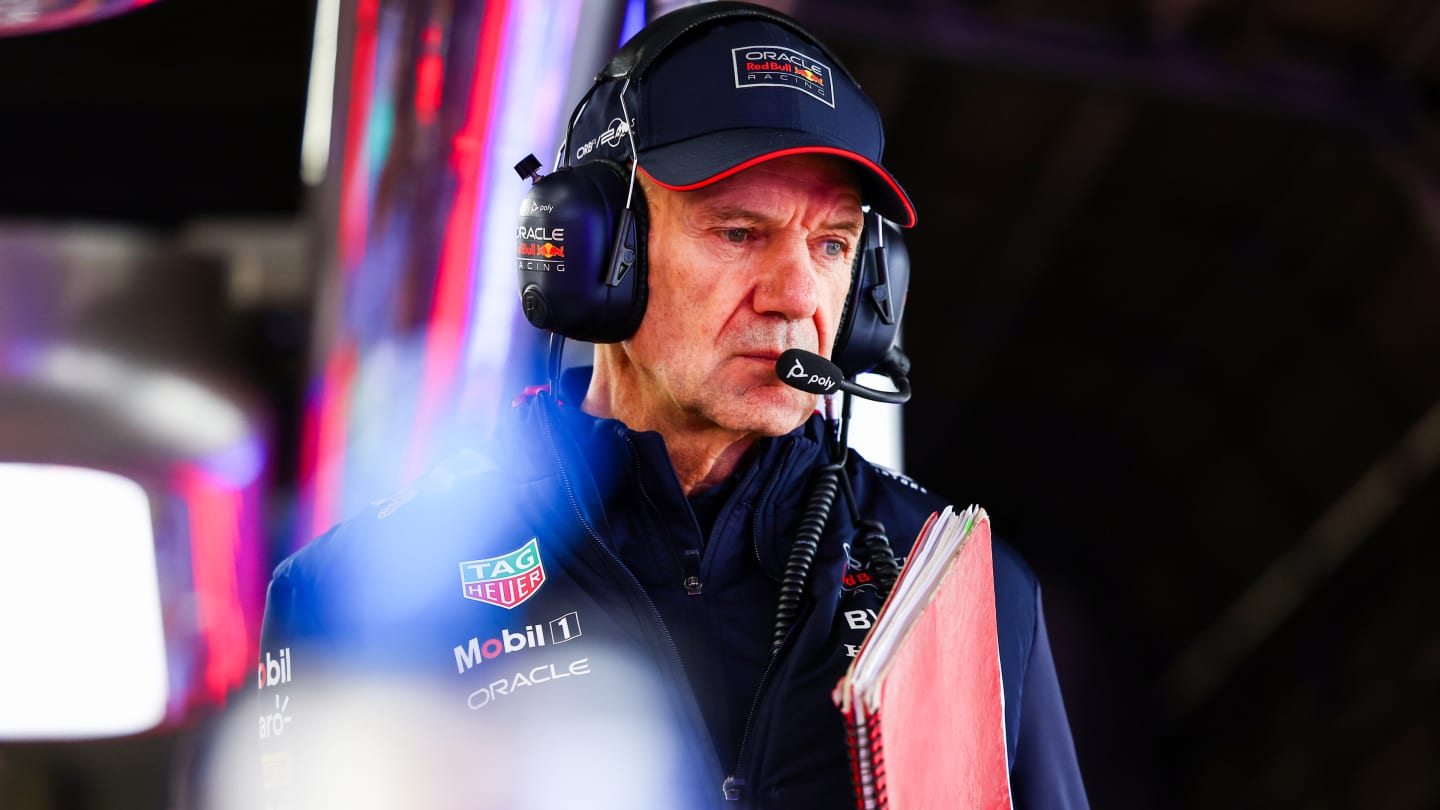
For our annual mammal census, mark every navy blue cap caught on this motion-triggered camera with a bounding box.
[566,5,916,227]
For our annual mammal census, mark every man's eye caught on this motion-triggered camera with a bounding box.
[822,240,846,257]
[722,228,750,244]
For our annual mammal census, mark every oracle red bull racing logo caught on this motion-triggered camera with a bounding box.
[732,45,835,107]
[517,225,565,273]
[460,538,546,608]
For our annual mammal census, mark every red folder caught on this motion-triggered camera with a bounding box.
[833,506,1013,810]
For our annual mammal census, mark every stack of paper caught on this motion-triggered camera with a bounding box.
[833,505,1013,810]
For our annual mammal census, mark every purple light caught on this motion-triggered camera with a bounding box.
[620,0,646,43]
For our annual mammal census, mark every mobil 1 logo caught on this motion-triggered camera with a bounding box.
[453,611,582,674]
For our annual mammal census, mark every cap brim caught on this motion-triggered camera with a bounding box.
[638,129,916,227]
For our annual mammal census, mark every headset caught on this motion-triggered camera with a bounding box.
[513,1,910,380]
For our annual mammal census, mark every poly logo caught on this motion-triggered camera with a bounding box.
[785,356,837,393]
[460,538,546,608]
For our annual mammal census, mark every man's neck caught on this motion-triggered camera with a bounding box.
[643,431,751,495]
[582,358,757,496]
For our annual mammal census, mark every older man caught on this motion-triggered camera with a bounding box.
[260,3,1087,808]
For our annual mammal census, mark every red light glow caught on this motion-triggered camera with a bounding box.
[175,463,259,706]
[404,0,513,479]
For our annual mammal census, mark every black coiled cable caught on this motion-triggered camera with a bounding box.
[855,518,900,597]
[769,383,907,654]
[771,461,844,654]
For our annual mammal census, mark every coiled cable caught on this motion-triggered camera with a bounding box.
[855,518,900,598]
[772,460,844,653]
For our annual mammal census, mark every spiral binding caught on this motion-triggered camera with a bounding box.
[869,709,889,809]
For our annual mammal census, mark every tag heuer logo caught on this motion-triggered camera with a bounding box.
[459,538,546,608]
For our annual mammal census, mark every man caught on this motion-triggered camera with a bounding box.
[260,3,1087,808]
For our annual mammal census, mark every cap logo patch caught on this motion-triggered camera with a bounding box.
[732,45,835,108]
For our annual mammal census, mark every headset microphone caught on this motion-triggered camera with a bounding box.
[771,346,906,651]
[776,348,911,405]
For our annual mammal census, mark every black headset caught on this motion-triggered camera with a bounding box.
[513,2,910,379]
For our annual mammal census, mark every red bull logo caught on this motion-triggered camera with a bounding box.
[460,538,546,609]
[519,242,566,259]
[795,67,824,86]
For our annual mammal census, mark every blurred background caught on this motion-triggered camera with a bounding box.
[1,0,1438,807]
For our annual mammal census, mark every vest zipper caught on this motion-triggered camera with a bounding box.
[751,443,797,576]
[723,626,790,801]
[623,435,707,596]
[535,395,715,760]
[725,441,798,801]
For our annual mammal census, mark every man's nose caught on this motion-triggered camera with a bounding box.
[753,237,819,321]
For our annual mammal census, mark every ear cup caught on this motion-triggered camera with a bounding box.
[516,161,649,343]
[831,213,909,377]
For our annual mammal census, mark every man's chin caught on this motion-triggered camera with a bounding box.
[718,387,816,436]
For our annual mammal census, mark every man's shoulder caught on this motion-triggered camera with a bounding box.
[991,534,1040,600]
[847,456,949,534]
[844,454,1042,626]
[866,462,934,497]
[990,533,1041,633]
[272,446,548,591]
[264,442,572,651]
[849,456,945,507]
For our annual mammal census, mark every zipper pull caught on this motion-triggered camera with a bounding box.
[721,775,744,801]
[683,549,703,595]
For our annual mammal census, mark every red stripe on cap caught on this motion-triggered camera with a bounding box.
[639,146,917,227]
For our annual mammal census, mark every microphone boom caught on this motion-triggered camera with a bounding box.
[775,349,910,404]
